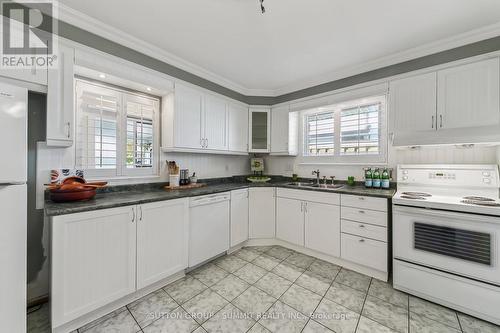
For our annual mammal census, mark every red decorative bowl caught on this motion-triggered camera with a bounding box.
[49,188,96,202]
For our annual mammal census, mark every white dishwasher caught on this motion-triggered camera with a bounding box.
[189,192,230,267]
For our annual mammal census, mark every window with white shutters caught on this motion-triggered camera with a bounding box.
[75,79,159,178]
[304,111,335,156]
[302,95,386,163]
[340,102,380,155]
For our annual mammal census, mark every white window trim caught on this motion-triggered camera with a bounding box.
[298,94,388,165]
[75,79,161,179]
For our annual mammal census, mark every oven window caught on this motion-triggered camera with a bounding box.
[414,222,491,266]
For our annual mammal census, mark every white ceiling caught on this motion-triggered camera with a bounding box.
[59,0,500,95]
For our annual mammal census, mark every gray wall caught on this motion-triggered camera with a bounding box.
[56,19,500,105]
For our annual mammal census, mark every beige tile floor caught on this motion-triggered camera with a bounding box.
[28,246,500,333]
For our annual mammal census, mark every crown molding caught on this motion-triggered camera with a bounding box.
[274,21,500,96]
[57,4,500,99]
[57,3,276,97]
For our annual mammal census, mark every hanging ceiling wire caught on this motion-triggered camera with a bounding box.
[260,0,265,14]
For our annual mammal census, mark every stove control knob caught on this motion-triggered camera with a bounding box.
[402,176,408,181]
[483,172,491,177]
[483,178,492,184]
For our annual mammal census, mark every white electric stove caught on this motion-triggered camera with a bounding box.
[392,164,500,325]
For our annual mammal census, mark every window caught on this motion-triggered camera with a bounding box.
[76,79,160,178]
[304,111,335,156]
[302,95,386,163]
[340,102,381,155]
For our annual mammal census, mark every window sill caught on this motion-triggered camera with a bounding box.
[298,162,388,166]
[86,175,163,185]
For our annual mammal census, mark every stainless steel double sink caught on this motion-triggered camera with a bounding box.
[287,182,345,190]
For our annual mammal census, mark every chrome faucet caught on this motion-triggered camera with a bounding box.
[312,169,320,185]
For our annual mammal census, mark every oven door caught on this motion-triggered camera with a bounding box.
[393,205,500,285]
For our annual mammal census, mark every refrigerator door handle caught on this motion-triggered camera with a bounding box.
[0,181,26,186]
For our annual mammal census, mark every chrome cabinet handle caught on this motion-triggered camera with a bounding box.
[431,115,434,129]
[304,202,307,213]
[66,122,71,138]
[132,207,135,223]
[206,138,208,148]
[359,239,365,242]
[300,202,303,212]
[359,210,365,214]
[439,115,443,128]
[358,197,365,200]
[140,206,143,221]
[359,224,366,228]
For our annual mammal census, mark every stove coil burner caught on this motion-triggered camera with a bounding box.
[401,192,432,197]
[400,195,427,200]
[462,196,495,202]
[461,199,500,207]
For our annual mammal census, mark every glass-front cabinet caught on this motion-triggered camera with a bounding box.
[249,107,270,153]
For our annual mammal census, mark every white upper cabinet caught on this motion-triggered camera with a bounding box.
[173,83,204,149]
[391,57,500,146]
[136,199,188,290]
[270,105,298,155]
[46,44,75,147]
[390,72,437,135]
[163,83,248,154]
[249,107,271,153]
[204,94,228,150]
[437,58,500,130]
[228,103,249,153]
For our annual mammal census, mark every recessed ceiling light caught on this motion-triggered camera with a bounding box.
[98,73,106,79]
[146,87,152,92]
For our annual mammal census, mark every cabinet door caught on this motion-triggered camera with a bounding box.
[231,189,249,247]
[249,108,270,152]
[305,201,340,257]
[46,44,75,147]
[204,94,228,150]
[276,197,304,246]
[174,83,203,149]
[270,105,289,154]
[51,206,136,327]
[437,58,500,129]
[228,103,248,152]
[249,188,275,238]
[390,72,437,134]
[137,199,189,289]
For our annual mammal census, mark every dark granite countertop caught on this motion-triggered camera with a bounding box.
[45,180,395,217]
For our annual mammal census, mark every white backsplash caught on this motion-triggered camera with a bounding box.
[265,145,499,181]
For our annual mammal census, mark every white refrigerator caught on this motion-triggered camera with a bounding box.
[0,82,27,332]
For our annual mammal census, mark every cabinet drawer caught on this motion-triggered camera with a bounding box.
[341,206,387,227]
[341,194,387,212]
[276,188,340,205]
[341,220,387,242]
[341,233,387,272]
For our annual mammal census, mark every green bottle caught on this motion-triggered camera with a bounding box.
[372,168,381,188]
[381,168,390,189]
[364,168,373,188]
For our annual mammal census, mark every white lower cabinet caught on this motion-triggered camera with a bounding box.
[137,199,189,289]
[231,189,249,247]
[276,189,340,255]
[249,187,276,238]
[51,206,137,327]
[305,201,341,257]
[340,194,388,273]
[276,197,304,246]
[51,199,189,329]
[341,233,387,272]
